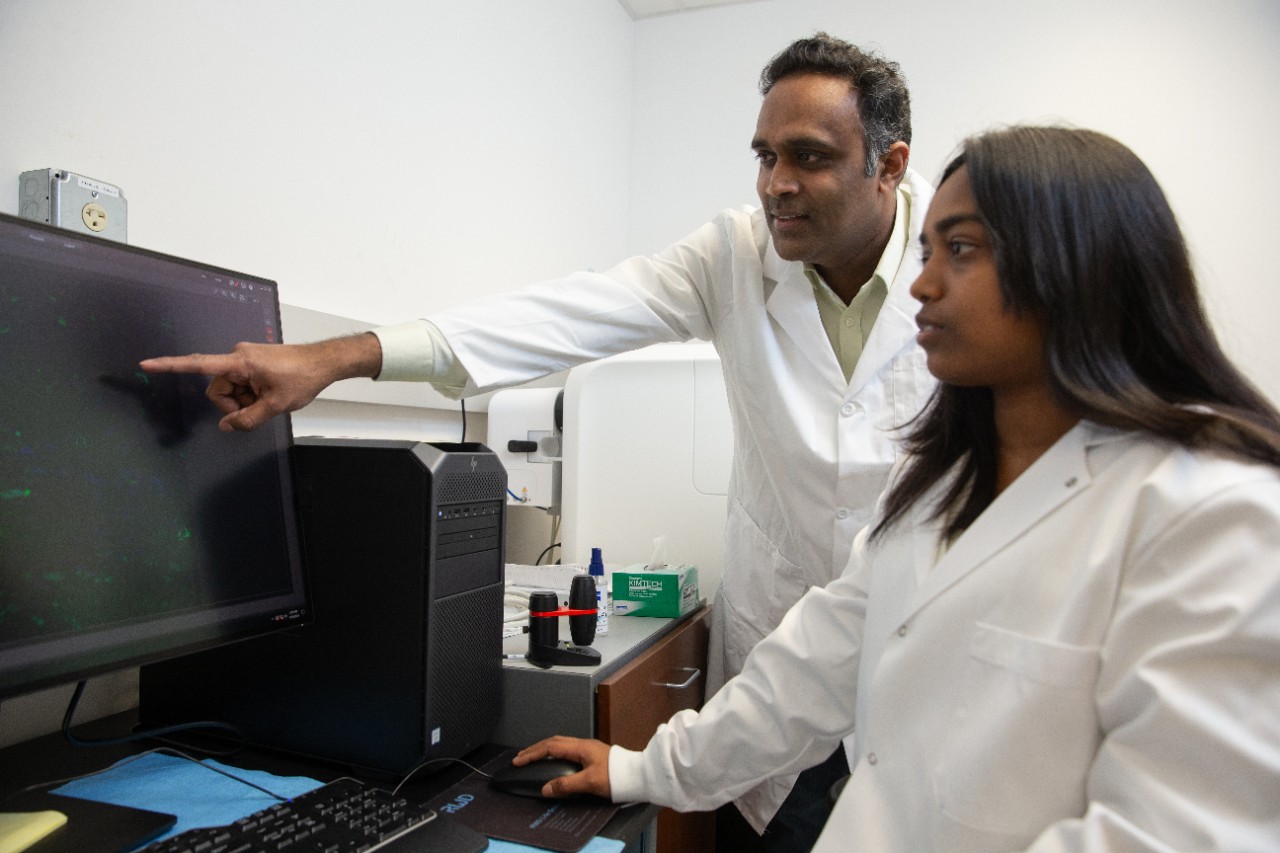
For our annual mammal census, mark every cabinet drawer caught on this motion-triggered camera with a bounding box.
[597,608,715,852]
[596,607,710,749]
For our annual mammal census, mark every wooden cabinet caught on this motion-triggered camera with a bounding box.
[597,607,715,852]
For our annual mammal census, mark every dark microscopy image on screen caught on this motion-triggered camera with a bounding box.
[0,255,293,650]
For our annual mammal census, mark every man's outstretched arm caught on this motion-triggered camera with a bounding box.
[140,333,383,432]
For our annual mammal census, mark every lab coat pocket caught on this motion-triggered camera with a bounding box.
[934,622,1102,837]
[721,500,806,662]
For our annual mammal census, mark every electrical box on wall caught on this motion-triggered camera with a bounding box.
[488,387,563,509]
[19,169,127,243]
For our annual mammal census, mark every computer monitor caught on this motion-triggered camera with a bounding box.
[0,212,308,701]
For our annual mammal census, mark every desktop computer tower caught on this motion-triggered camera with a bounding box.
[140,438,506,777]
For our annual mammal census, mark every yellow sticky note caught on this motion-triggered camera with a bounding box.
[0,810,68,853]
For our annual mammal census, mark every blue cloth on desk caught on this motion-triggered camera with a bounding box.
[53,753,625,853]
[52,752,324,843]
[490,841,624,853]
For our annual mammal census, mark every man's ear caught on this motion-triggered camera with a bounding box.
[878,141,910,188]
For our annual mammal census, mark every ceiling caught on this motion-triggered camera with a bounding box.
[616,0,767,20]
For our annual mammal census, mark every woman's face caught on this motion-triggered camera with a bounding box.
[910,166,1048,394]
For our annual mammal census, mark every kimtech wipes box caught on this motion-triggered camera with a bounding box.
[611,564,699,617]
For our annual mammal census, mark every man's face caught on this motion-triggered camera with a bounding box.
[753,73,898,292]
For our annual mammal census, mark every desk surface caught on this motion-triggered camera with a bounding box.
[0,712,656,850]
[0,611,701,850]
[502,608,695,672]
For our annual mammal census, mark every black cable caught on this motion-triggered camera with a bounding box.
[391,756,492,797]
[61,680,246,749]
[460,398,467,443]
[3,746,293,806]
[535,542,561,565]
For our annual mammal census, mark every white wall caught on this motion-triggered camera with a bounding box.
[5,1,1276,396]
[0,0,636,325]
[629,0,1280,402]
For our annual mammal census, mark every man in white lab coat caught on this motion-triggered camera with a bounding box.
[142,33,935,849]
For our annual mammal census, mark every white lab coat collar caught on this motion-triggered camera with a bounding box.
[897,420,1129,626]
[761,254,838,383]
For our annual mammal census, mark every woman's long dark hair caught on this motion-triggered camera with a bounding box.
[873,126,1280,542]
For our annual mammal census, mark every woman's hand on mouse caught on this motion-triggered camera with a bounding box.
[514,736,612,799]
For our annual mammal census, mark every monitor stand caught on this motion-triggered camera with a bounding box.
[3,790,175,853]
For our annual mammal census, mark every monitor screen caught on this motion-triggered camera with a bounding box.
[0,212,308,698]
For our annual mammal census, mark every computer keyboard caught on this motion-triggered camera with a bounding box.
[139,776,487,852]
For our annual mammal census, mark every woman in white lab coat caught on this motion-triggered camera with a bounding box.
[513,126,1280,852]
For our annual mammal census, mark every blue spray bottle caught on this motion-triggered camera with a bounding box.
[589,547,610,635]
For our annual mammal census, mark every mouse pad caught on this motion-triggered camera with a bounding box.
[424,750,619,852]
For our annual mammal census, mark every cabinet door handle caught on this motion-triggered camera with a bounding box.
[654,667,702,690]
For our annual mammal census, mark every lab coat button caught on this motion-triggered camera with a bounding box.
[867,753,878,765]
[840,402,859,417]
[897,624,908,637]
[836,507,850,520]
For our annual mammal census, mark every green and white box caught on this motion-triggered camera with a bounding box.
[611,564,699,617]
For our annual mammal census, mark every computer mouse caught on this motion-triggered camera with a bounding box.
[489,758,584,799]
